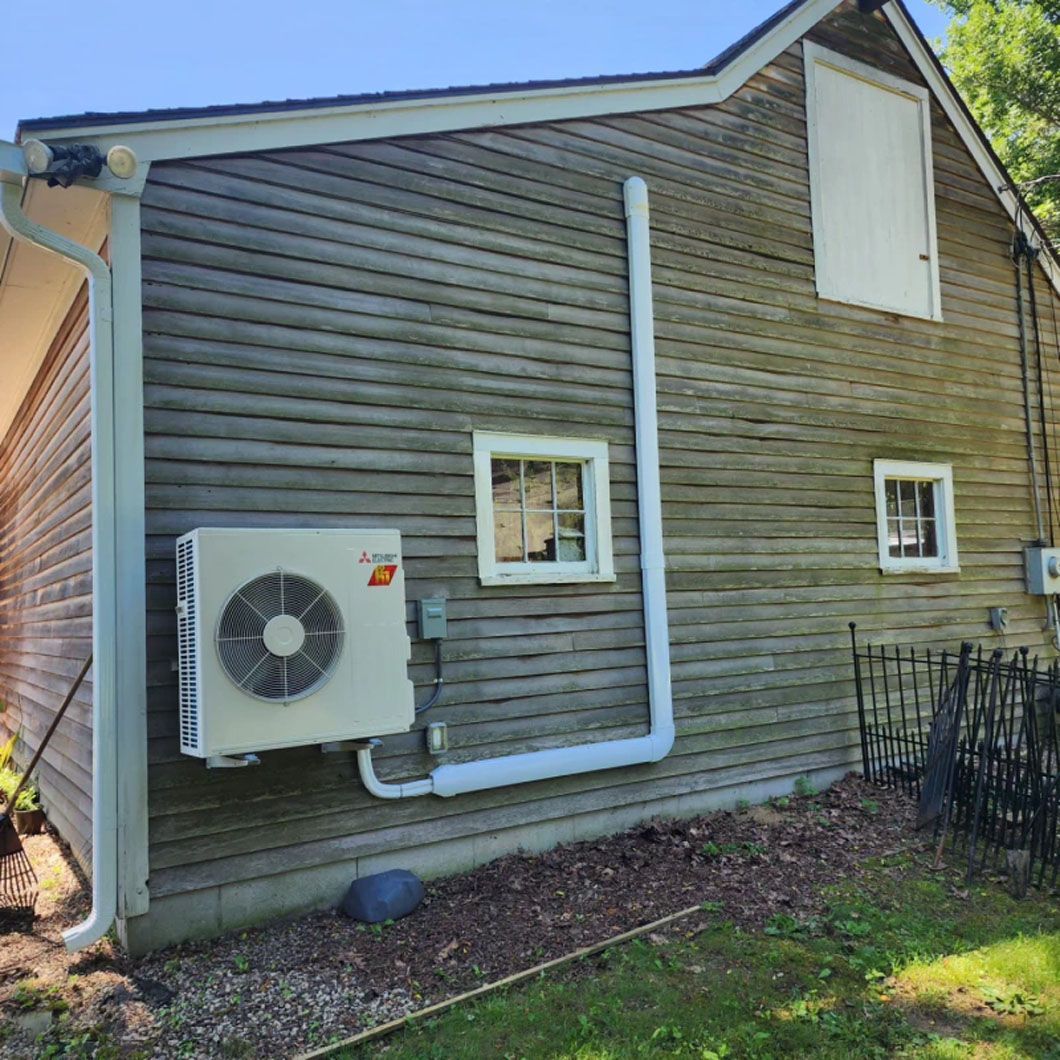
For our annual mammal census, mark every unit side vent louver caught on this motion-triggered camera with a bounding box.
[215,570,345,703]
[176,535,200,753]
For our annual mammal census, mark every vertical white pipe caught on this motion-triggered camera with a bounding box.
[358,175,674,798]
[623,176,675,759]
[0,173,118,951]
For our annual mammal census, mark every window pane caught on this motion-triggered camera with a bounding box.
[525,511,556,562]
[888,517,902,558]
[557,512,586,561]
[899,519,920,556]
[523,461,553,510]
[491,459,521,509]
[899,479,917,512]
[493,510,524,563]
[885,480,899,519]
[920,518,938,558]
[555,462,585,511]
[917,480,936,519]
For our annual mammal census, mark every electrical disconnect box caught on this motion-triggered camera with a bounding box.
[1024,547,1060,595]
[418,597,448,640]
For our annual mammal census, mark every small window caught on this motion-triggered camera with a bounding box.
[473,432,614,585]
[804,42,941,321]
[873,460,958,573]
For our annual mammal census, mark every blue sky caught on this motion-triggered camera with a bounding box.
[2,1,948,137]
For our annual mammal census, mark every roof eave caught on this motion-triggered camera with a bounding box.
[16,0,843,162]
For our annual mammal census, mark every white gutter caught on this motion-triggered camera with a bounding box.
[357,175,674,799]
[0,147,119,951]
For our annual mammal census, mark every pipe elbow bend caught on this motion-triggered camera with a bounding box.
[62,906,115,952]
[356,746,432,800]
[649,724,676,762]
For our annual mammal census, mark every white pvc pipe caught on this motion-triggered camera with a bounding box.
[624,176,676,759]
[358,175,674,799]
[0,169,118,951]
[356,745,433,799]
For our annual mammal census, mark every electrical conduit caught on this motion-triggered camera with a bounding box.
[0,148,119,950]
[357,175,675,798]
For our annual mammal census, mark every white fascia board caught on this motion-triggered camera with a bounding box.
[883,4,1060,296]
[32,0,845,164]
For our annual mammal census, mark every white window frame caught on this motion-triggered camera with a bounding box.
[873,459,959,574]
[804,41,943,322]
[473,431,615,586]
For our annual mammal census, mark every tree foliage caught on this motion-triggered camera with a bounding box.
[932,0,1060,236]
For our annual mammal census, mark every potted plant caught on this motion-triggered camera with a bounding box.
[13,784,45,835]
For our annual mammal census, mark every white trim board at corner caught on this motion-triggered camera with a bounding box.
[110,191,151,922]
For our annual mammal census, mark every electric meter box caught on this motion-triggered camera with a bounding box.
[1024,546,1060,596]
[176,527,414,758]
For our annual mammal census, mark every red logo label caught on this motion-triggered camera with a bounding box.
[368,564,398,587]
[359,551,372,564]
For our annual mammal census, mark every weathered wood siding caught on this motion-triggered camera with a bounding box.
[138,2,1060,900]
[0,287,93,866]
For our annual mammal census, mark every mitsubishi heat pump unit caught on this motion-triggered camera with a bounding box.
[175,528,415,758]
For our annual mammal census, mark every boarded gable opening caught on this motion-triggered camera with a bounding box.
[804,41,941,321]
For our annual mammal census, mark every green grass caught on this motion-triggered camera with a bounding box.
[337,853,1059,1059]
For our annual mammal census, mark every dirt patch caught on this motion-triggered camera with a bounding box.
[0,774,918,1058]
[747,804,785,827]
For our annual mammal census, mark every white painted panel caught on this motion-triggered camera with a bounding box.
[806,47,939,320]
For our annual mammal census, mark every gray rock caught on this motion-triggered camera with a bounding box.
[340,869,424,923]
[16,1008,53,1038]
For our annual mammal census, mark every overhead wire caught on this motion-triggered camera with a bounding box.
[1007,172,1060,644]
[1013,232,1046,544]
[1026,249,1057,543]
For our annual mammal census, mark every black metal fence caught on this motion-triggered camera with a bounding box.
[850,624,1059,889]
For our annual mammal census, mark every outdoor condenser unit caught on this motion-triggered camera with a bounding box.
[176,528,415,758]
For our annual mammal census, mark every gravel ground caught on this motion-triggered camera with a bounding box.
[0,774,917,1058]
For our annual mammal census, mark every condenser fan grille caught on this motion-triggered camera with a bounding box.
[216,570,345,702]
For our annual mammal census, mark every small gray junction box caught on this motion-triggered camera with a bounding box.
[418,597,448,640]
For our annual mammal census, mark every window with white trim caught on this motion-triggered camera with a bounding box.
[473,432,614,585]
[804,42,942,321]
[873,460,958,573]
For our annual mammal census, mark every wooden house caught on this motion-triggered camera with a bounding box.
[2,0,1059,952]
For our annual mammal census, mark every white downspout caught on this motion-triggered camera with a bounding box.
[357,175,674,798]
[0,153,119,950]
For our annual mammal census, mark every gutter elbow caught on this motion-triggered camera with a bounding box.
[62,902,116,953]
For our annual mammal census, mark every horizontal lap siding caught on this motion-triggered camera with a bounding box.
[0,288,94,867]
[141,2,1060,897]
[139,87,651,888]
